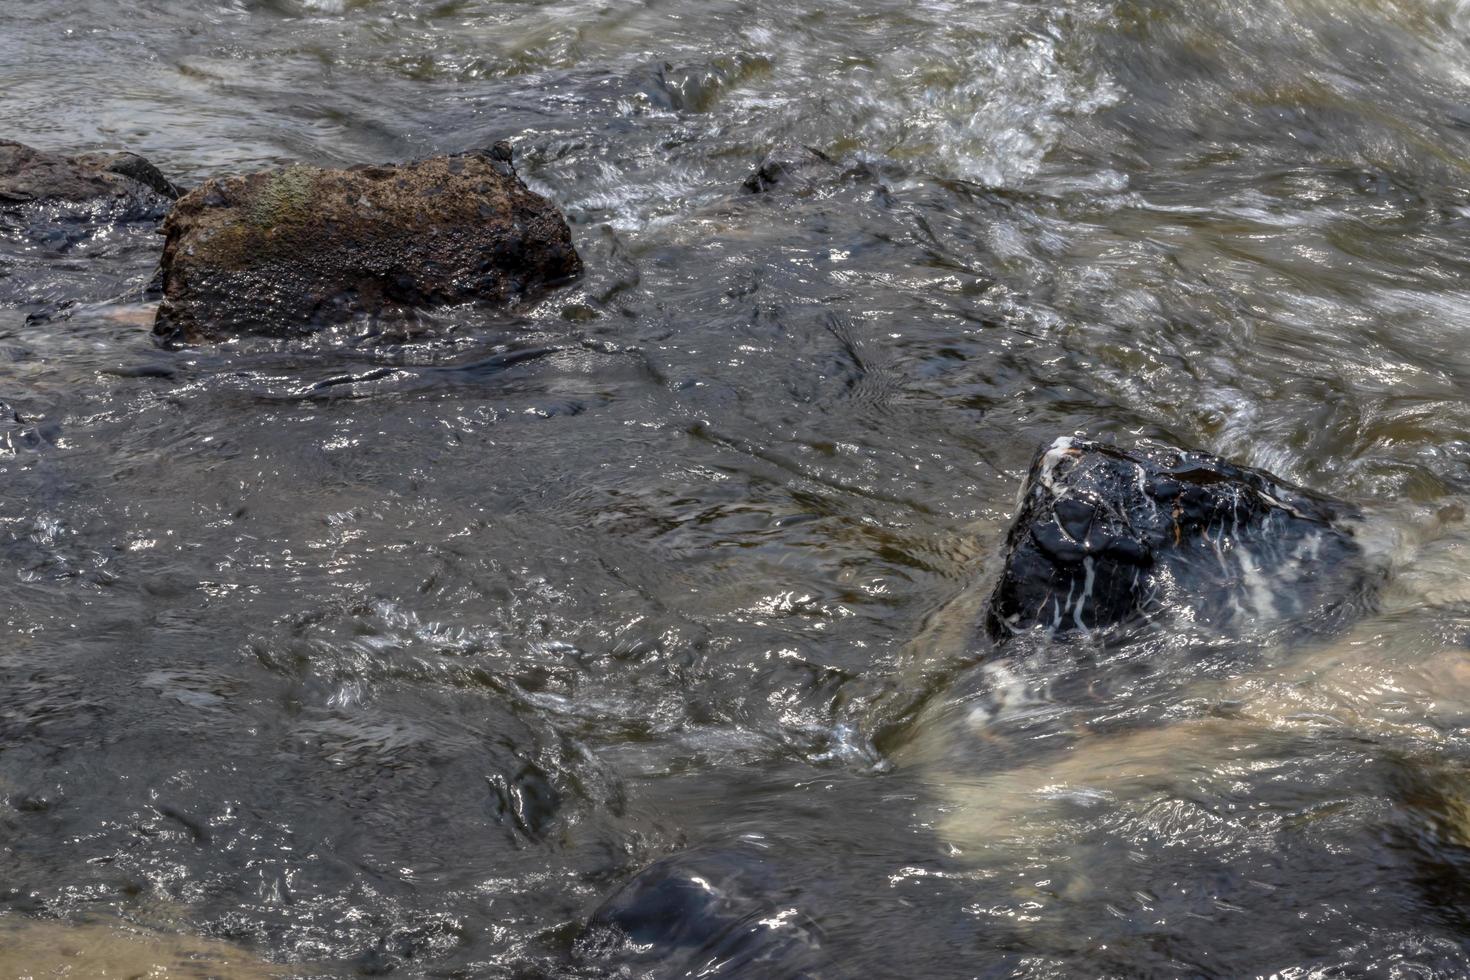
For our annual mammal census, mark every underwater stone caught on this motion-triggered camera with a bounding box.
[743,143,836,194]
[152,148,582,342]
[577,841,827,977]
[652,53,772,114]
[987,437,1373,637]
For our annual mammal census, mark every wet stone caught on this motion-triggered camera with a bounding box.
[0,402,59,455]
[0,139,178,227]
[0,140,180,311]
[743,143,837,195]
[987,437,1375,637]
[151,148,583,343]
[577,841,828,978]
[650,53,772,113]
[487,762,561,842]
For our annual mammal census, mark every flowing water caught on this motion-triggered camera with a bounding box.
[5,0,1470,975]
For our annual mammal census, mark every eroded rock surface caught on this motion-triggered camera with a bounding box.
[152,148,582,342]
[987,437,1373,637]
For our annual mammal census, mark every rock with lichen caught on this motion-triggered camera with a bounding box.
[152,147,582,342]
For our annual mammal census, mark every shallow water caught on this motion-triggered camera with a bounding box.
[5,0,1470,975]
[0,918,283,978]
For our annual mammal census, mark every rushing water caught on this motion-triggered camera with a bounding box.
[5,0,1470,975]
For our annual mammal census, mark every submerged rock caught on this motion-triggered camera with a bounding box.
[743,144,836,194]
[577,841,828,977]
[987,437,1373,637]
[0,139,178,226]
[152,147,582,342]
[650,53,772,114]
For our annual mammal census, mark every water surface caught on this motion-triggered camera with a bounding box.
[5,0,1470,975]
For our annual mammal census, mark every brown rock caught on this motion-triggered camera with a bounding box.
[152,148,582,342]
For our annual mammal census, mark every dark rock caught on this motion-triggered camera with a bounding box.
[743,144,836,194]
[0,399,57,454]
[0,140,179,223]
[152,148,582,342]
[577,841,828,977]
[487,762,561,842]
[988,437,1374,637]
[23,300,77,326]
[0,140,179,312]
[651,53,772,114]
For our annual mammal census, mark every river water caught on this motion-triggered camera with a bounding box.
[5,0,1470,976]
